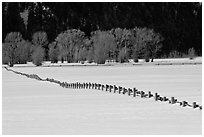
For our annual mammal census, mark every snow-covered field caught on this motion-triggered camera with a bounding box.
[4,57,201,68]
[2,64,202,135]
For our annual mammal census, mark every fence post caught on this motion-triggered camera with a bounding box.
[79,83,82,88]
[87,83,89,89]
[122,88,127,94]
[128,88,130,96]
[133,88,137,97]
[97,83,99,89]
[199,106,202,110]
[148,91,153,98]
[105,84,109,91]
[163,96,167,101]
[92,83,94,89]
[81,83,84,88]
[94,83,97,89]
[128,88,132,96]
[77,83,79,88]
[61,82,64,88]
[154,93,158,101]
[79,83,81,88]
[182,101,187,107]
[109,85,113,92]
[82,83,84,88]
[84,83,86,88]
[65,82,68,88]
[159,96,163,101]
[97,84,99,90]
[170,97,176,104]
[88,83,91,89]
[122,88,125,94]
[113,85,117,93]
[101,84,105,91]
[192,102,197,108]
[140,91,145,98]
[75,83,78,89]
[118,86,122,94]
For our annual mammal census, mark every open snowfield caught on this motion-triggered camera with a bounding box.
[2,64,202,134]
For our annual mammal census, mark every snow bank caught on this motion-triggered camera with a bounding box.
[2,57,202,68]
[2,64,202,134]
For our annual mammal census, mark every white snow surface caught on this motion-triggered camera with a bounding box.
[2,64,202,135]
[2,57,202,68]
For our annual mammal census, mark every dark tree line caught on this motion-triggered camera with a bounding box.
[2,27,164,66]
[2,2,202,65]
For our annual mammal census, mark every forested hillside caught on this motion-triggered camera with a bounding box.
[2,2,202,66]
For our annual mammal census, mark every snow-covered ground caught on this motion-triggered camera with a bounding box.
[2,57,202,68]
[2,64,202,134]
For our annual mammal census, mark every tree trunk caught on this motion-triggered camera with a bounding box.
[9,57,14,67]
[61,57,64,63]
[9,63,14,67]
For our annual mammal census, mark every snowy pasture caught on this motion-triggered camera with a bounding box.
[2,64,202,134]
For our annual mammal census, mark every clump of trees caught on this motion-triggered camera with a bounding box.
[31,46,45,66]
[188,47,196,60]
[15,40,32,64]
[31,31,47,66]
[2,26,197,67]
[91,30,116,64]
[131,27,163,62]
[3,31,47,67]
[2,3,201,67]
[49,27,164,64]
[55,29,85,63]
[2,2,202,64]
[48,42,59,63]
[110,28,131,63]
[3,32,31,67]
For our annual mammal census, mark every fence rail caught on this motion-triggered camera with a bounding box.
[4,67,202,110]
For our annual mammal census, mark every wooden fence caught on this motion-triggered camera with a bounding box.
[4,67,202,110]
